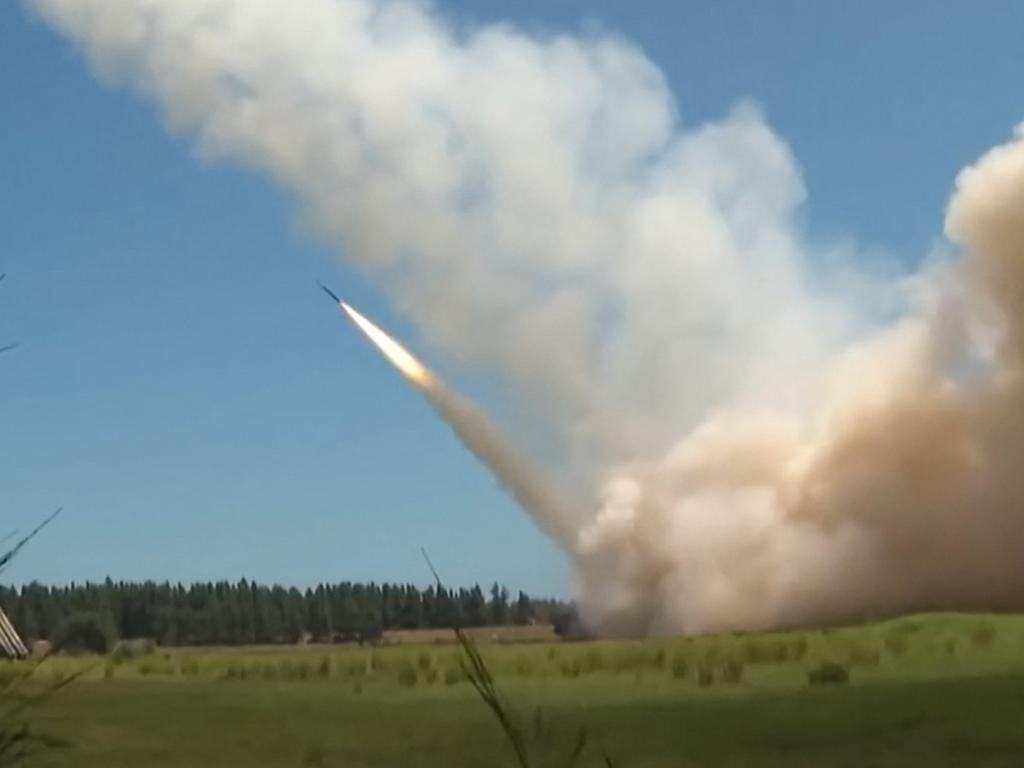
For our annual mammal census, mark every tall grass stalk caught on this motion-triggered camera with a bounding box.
[423,550,615,768]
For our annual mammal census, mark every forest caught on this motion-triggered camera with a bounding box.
[0,580,567,647]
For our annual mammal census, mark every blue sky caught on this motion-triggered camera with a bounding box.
[1,1,1021,594]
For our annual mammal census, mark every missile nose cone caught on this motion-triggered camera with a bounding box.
[317,281,342,305]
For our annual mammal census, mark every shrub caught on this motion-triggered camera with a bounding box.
[847,644,881,668]
[883,630,909,656]
[790,636,808,661]
[971,624,996,648]
[808,662,849,686]
[669,653,688,679]
[416,652,432,672]
[317,656,333,678]
[110,638,157,662]
[343,658,367,678]
[702,644,722,665]
[743,640,775,665]
[397,665,418,687]
[583,649,606,673]
[424,667,439,685]
[652,649,666,668]
[773,641,790,662]
[56,612,117,655]
[697,667,714,687]
[443,665,462,686]
[720,660,744,684]
[559,658,582,678]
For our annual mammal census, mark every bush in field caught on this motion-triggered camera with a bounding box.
[884,632,908,657]
[807,661,849,686]
[317,656,332,678]
[559,658,582,678]
[697,666,714,687]
[971,624,996,648]
[416,652,432,672]
[669,654,688,679]
[443,665,462,686]
[397,665,418,687]
[846,644,881,668]
[790,636,808,661]
[720,660,744,684]
[773,641,790,662]
[583,649,606,674]
[110,638,156,663]
[342,658,367,678]
[424,667,439,685]
[652,649,666,668]
[743,640,776,665]
[56,612,117,655]
[702,643,723,666]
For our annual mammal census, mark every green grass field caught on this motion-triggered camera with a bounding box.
[13,612,1024,766]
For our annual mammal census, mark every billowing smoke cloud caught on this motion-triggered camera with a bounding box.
[28,0,1024,635]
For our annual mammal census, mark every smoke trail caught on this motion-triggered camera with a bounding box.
[340,300,582,548]
[27,0,1024,635]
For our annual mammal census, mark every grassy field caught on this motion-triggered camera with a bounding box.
[12,612,1024,766]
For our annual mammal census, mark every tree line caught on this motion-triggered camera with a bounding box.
[0,580,569,647]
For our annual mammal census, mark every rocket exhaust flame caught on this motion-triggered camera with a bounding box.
[339,301,433,387]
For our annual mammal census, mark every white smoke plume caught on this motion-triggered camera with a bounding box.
[28,0,1024,636]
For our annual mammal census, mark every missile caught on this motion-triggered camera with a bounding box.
[319,289,578,547]
[318,282,432,386]
[317,281,342,305]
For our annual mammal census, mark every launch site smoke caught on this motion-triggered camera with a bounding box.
[28,0,1024,637]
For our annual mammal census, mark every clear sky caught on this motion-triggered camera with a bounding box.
[1,1,1021,594]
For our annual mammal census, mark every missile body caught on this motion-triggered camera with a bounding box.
[318,281,342,305]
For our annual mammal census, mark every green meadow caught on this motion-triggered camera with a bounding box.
[15,612,1024,767]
